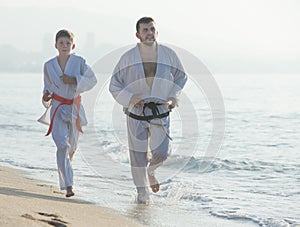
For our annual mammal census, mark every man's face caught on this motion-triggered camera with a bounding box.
[136,22,158,45]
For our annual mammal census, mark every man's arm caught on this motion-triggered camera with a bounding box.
[168,51,188,107]
[109,62,134,108]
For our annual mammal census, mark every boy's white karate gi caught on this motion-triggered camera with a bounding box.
[39,54,97,190]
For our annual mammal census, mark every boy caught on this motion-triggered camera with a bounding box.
[39,29,97,197]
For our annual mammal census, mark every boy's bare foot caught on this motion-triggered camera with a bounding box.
[69,151,75,161]
[66,186,75,198]
[148,173,160,193]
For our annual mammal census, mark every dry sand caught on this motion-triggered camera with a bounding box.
[0,166,140,227]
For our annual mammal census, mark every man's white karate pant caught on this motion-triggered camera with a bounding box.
[127,116,170,194]
[51,114,79,190]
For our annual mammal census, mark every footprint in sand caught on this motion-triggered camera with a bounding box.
[21,212,69,227]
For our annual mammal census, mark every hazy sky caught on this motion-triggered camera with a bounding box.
[1,0,300,73]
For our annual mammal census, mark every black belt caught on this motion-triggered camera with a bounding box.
[124,102,169,122]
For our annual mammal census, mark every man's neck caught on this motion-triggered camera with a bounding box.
[138,41,157,51]
[138,42,157,62]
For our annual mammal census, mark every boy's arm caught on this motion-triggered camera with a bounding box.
[75,59,97,93]
[43,64,53,101]
[61,74,77,85]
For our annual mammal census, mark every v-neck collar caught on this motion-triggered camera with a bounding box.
[55,54,72,74]
[135,44,160,92]
[136,44,160,78]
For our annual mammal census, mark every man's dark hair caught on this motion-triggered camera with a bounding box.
[136,17,155,33]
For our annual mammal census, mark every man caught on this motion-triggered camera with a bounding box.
[109,17,187,204]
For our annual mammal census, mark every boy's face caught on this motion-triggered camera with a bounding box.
[136,22,158,45]
[55,37,75,55]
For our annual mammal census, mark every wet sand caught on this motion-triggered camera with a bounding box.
[0,166,140,227]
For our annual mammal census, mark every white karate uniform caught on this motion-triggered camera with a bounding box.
[39,54,97,190]
[109,44,187,192]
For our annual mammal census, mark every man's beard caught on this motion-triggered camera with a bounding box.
[142,37,156,46]
[142,39,156,46]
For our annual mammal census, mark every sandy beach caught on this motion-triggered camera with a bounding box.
[0,166,140,227]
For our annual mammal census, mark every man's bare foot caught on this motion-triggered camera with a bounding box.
[148,173,160,193]
[136,193,150,205]
[69,151,75,161]
[136,187,150,204]
[66,186,74,198]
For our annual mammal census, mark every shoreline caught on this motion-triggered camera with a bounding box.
[0,165,260,227]
[0,166,140,227]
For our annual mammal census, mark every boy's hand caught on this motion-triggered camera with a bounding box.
[61,74,77,85]
[43,91,52,102]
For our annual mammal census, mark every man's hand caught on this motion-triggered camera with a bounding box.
[42,91,52,102]
[61,74,77,85]
[166,97,177,110]
[130,93,144,108]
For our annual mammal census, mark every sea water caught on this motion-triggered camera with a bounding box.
[0,72,299,227]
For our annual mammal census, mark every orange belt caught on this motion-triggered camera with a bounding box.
[45,93,82,136]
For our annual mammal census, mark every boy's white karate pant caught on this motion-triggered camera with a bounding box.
[51,114,79,190]
[127,116,170,194]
